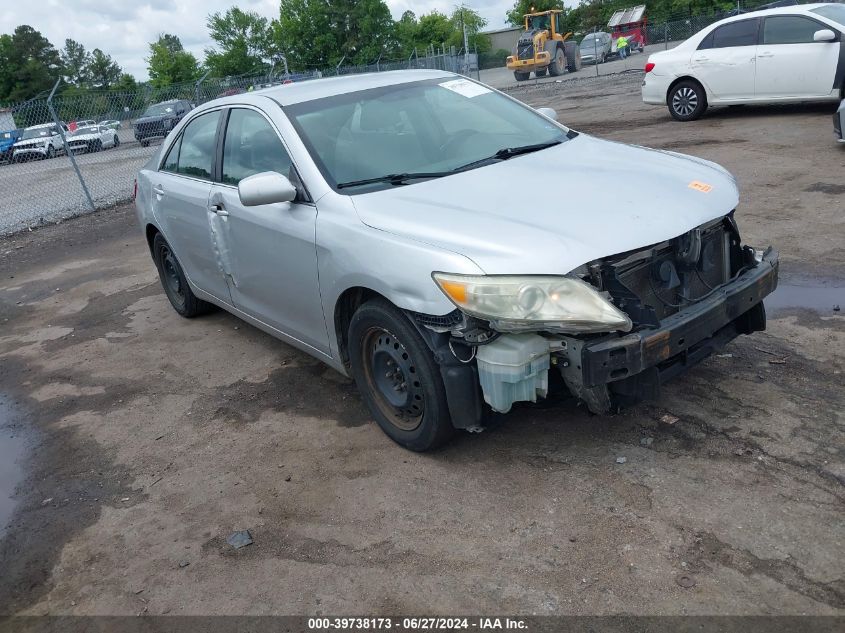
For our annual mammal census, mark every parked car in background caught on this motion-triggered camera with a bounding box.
[67,125,120,153]
[836,100,845,143]
[11,123,66,162]
[0,128,21,162]
[643,3,845,121]
[135,70,778,451]
[579,32,612,64]
[99,119,121,130]
[133,99,193,147]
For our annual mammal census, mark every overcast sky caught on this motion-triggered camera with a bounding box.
[5,0,556,80]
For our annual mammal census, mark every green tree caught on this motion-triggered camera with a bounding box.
[205,7,273,76]
[506,0,565,27]
[87,48,122,89]
[61,39,91,87]
[147,34,201,88]
[273,0,394,69]
[394,10,419,55]
[0,25,61,103]
[416,11,453,50]
[448,7,491,53]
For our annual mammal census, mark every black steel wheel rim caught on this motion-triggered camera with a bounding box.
[160,245,185,308]
[362,327,424,431]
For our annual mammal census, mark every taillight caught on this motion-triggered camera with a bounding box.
[645,62,655,73]
[133,178,137,201]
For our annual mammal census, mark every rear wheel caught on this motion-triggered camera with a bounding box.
[668,80,707,122]
[45,146,55,159]
[548,48,565,76]
[348,299,454,452]
[152,233,214,318]
[514,71,530,81]
[113,135,120,147]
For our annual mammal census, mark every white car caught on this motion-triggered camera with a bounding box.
[642,3,845,121]
[11,123,67,162]
[67,125,120,153]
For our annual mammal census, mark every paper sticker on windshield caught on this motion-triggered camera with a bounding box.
[688,181,713,193]
[439,79,491,98]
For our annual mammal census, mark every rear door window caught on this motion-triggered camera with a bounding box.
[174,111,220,180]
[763,16,825,44]
[704,19,760,49]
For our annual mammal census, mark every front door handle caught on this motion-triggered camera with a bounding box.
[693,56,709,62]
[757,52,774,58]
[209,203,229,217]
[153,185,164,196]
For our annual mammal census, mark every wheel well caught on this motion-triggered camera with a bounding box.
[145,223,160,255]
[666,76,708,106]
[334,287,387,368]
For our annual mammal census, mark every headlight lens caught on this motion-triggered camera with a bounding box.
[433,273,632,333]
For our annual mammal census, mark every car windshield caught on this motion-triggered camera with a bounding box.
[812,4,845,27]
[143,104,175,117]
[581,36,601,43]
[22,128,52,139]
[286,77,570,192]
[76,127,98,135]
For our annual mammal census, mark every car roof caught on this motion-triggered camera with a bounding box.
[713,2,839,25]
[200,69,456,110]
[26,123,56,129]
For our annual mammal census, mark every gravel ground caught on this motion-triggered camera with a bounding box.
[0,79,843,618]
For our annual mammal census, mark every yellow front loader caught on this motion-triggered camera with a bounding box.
[506,10,582,81]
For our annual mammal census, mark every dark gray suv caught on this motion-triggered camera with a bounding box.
[133,99,193,147]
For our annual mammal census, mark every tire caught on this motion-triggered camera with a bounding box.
[348,299,454,452]
[548,47,565,76]
[113,135,120,148]
[45,146,55,159]
[668,80,707,121]
[152,233,214,318]
[514,71,530,81]
[564,41,582,72]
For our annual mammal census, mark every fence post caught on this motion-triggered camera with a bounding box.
[46,79,95,214]
[194,69,211,104]
[336,55,346,75]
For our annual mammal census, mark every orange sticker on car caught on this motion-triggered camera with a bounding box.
[688,181,713,193]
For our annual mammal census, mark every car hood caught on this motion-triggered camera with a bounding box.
[69,132,99,141]
[350,134,739,275]
[13,139,46,148]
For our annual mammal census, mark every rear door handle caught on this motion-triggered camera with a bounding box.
[153,185,164,197]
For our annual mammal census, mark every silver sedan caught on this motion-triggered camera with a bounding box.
[135,70,778,451]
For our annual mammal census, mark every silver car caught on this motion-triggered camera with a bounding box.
[579,32,612,64]
[135,70,779,451]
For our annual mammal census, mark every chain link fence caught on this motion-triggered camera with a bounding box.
[0,50,485,237]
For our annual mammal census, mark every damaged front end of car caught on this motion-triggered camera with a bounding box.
[414,213,778,428]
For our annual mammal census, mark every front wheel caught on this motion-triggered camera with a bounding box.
[348,299,454,451]
[668,80,707,122]
[45,146,55,159]
[113,135,120,147]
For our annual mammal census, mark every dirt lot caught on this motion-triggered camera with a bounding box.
[1,79,843,617]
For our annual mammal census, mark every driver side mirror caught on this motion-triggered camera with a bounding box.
[814,29,836,42]
[238,171,297,206]
[536,107,559,121]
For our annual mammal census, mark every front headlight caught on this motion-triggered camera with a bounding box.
[433,273,632,334]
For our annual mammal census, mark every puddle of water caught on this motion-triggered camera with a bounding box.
[766,282,844,315]
[0,396,27,537]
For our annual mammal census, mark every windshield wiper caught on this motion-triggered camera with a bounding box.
[454,140,563,172]
[336,172,451,189]
[336,141,563,190]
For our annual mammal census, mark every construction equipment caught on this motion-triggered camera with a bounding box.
[608,5,648,56]
[506,10,581,81]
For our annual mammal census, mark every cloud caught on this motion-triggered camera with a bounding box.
[5,1,575,80]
